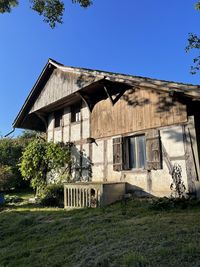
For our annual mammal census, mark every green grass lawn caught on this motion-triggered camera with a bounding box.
[0,195,200,267]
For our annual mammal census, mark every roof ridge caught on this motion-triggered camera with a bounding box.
[49,58,200,88]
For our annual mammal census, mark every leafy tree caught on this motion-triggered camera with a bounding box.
[0,0,93,28]
[19,137,70,196]
[184,2,200,74]
[0,130,37,190]
[0,165,16,191]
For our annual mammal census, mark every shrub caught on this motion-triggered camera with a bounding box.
[19,138,70,195]
[0,165,16,191]
[40,184,64,207]
[0,132,36,191]
[148,197,197,211]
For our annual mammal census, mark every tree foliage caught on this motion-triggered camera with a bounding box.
[185,2,200,74]
[0,165,16,191]
[0,0,92,28]
[0,131,37,190]
[19,137,70,195]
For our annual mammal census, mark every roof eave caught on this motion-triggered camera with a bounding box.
[13,59,56,129]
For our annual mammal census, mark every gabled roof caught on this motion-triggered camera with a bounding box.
[13,58,200,131]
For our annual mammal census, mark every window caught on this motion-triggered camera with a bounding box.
[124,135,146,169]
[113,130,162,172]
[54,109,63,128]
[71,105,81,123]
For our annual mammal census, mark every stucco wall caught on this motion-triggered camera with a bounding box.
[113,125,188,197]
[89,125,188,197]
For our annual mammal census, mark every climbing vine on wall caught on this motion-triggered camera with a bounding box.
[170,163,186,198]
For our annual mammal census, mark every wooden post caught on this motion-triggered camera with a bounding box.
[64,186,67,208]
[67,188,70,207]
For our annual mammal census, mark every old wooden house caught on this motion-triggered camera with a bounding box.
[13,59,200,207]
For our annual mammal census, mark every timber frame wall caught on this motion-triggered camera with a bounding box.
[46,86,200,197]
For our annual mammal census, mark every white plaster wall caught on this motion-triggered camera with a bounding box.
[48,113,54,131]
[47,131,53,142]
[82,105,90,139]
[92,166,104,182]
[151,125,187,197]
[161,126,185,157]
[82,105,90,120]
[54,129,62,142]
[47,113,54,142]
[62,107,70,142]
[92,140,104,181]
[63,126,70,143]
[123,172,147,192]
[104,125,188,197]
[92,140,104,163]
[70,123,81,142]
[71,144,81,181]
[107,164,121,181]
[82,119,90,139]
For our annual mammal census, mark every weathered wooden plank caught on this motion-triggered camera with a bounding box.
[91,87,187,139]
[30,69,101,113]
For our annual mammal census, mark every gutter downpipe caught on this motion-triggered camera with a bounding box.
[4,128,15,137]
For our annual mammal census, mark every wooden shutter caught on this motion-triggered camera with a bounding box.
[145,129,162,170]
[113,137,123,171]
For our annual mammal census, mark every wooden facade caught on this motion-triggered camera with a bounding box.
[91,87,187,139]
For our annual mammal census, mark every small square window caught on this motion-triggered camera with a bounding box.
[54,110,63,128]
[125,135,146,169]
[71,105,81,123]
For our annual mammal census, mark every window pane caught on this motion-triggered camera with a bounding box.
[137,135,146,168]
[54,110,63,128]
[129,137,136,169]
[71,105,81,123]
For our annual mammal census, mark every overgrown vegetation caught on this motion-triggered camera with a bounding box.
[40,184,64,207]
[149,197,200,211]
[0,131,37,191]
[19,137,70,196]
[1,195,200,266]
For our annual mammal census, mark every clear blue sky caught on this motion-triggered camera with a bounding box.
[0,0,199,136]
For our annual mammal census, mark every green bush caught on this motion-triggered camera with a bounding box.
[0,132,37,191]
[40,184,64,207]
[19,138,70,195]
[0,165,17,191]
[148,197,200,211]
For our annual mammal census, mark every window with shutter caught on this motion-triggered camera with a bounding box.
[113,137,123,171]
[113,135,146,171]
[113,131,162,172]
[145,129,162,170]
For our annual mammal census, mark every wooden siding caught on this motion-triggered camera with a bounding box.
[30,69,101,113]
[91,87,187,138]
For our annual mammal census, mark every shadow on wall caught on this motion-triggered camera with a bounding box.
[70,144,93,182]
[126,183,155,198]
[76,73,195,143]
[76,74,98,89]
